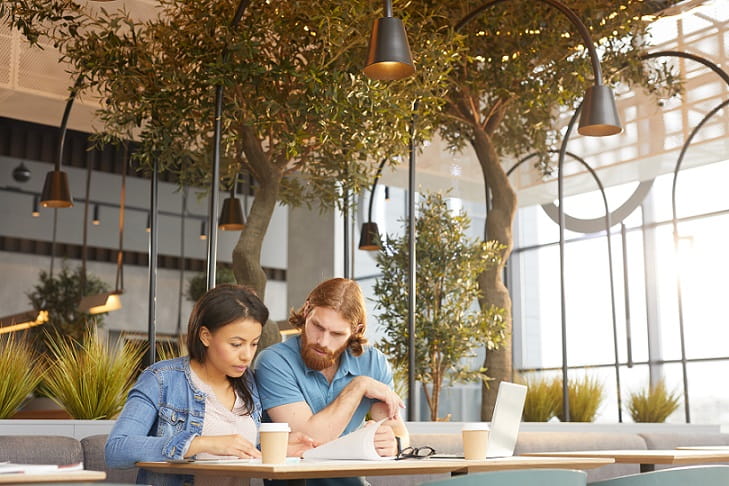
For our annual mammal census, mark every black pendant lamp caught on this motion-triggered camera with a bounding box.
[359,222,382,251]
[578,84,622,136]
[31,195,40,217]
[358,158,387,251]
[363,0,415,81]
[40,170,73,208]
[219,176,245,231]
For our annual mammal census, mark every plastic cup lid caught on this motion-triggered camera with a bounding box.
[462,422,490,431]
[259,423,291,432]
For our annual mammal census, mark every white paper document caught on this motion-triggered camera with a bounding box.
[302,418,395,461]
[0,461,84,474]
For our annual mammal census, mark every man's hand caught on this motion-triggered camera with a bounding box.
[354,376,405,419]
[286,431,319,457]
[372,423,398,457]
[186,435,262,459]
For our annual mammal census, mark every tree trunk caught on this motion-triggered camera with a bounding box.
[470,128,517,420]
[232,128,283,351]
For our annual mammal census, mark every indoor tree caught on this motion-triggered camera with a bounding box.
[374,192,507,421]
[397,0,681,418]
[2,0,455,347]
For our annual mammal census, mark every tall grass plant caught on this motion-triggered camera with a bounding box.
[0,333,45,418]
[42,328,145,419]
[556,375,605,422]
[627,380,681,422]
[520,375,561,422]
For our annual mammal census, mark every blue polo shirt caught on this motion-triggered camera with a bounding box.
[253,335,393,435]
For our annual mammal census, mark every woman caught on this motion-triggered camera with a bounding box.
[105,284,315,485]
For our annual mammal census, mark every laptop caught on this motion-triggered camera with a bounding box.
[431,381,527,459]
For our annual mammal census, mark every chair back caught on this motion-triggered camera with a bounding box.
[423,468,587,486]
[589,465,729,486]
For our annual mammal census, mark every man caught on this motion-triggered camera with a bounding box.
[253,278,409,486]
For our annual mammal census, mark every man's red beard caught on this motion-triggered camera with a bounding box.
[301,331,348,371]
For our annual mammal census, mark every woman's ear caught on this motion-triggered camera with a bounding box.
[199,326,212,347]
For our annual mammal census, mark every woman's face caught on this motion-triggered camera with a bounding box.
[199,317,263,378]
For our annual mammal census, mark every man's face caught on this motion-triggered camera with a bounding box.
[301,306,353,371]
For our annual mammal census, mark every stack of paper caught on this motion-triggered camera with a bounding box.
[302,418,395,461]
[0,461,84,474]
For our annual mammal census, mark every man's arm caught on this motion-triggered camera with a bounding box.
[266,375,403,444]
[370,400,410,456]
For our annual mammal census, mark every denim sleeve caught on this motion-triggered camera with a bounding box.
[104,370,198,468]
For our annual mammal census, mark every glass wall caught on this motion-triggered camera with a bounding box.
[511,158,729,423]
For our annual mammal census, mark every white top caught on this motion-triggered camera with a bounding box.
[190,368,257,486]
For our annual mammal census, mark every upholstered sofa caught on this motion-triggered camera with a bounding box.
[2,429,729,485]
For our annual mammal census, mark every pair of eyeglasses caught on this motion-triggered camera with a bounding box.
[395,445,436,460]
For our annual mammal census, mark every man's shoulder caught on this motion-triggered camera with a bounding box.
[351,344,387,360]
[345,345,389,372]
[255,337,301,367]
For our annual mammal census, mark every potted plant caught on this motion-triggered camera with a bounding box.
[42,327,145,420]
[520,374,561,422]
[374,192,507,421]
[555,375,605,422]
[627,380,681,423]
[0,333,45,419]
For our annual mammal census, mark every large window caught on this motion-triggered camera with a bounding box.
[511,158,729,423]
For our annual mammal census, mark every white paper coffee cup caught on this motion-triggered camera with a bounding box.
[462,422,489,460]
[259,423,290,464]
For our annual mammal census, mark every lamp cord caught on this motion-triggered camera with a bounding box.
[368,158,387,223]
[56,76,84,172]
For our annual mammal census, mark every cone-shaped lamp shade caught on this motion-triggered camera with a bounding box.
[78,291,122,315]
[219,197,245,231]
[363,17,415,81]
[578,85,622,136]
[92,204,101,225]
[359,222,382,251]
[40,170,73,208]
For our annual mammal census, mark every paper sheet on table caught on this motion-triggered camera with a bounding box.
[302,418,394,461]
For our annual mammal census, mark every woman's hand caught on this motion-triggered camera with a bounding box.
[286,431,318,457]
[186,435,262,459]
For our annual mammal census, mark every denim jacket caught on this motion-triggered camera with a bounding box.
[105,356,262,486]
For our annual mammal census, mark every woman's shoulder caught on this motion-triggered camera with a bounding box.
[144,355,189,375]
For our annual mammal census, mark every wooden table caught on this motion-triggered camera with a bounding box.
[676,446,729,451]
[523,449,729,472]
[138,455,614,486]
[0,469,106,483]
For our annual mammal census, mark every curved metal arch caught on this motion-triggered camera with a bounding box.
[645,50,729,423]
[454,0,603,82]
[670,97,729,422]
[507,154,654,234]
[507,144,624,421]
[538,50,729,423]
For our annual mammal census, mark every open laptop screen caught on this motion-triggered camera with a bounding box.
[429,381,527,459]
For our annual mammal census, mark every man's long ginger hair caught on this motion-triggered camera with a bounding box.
[289,278,368,356]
